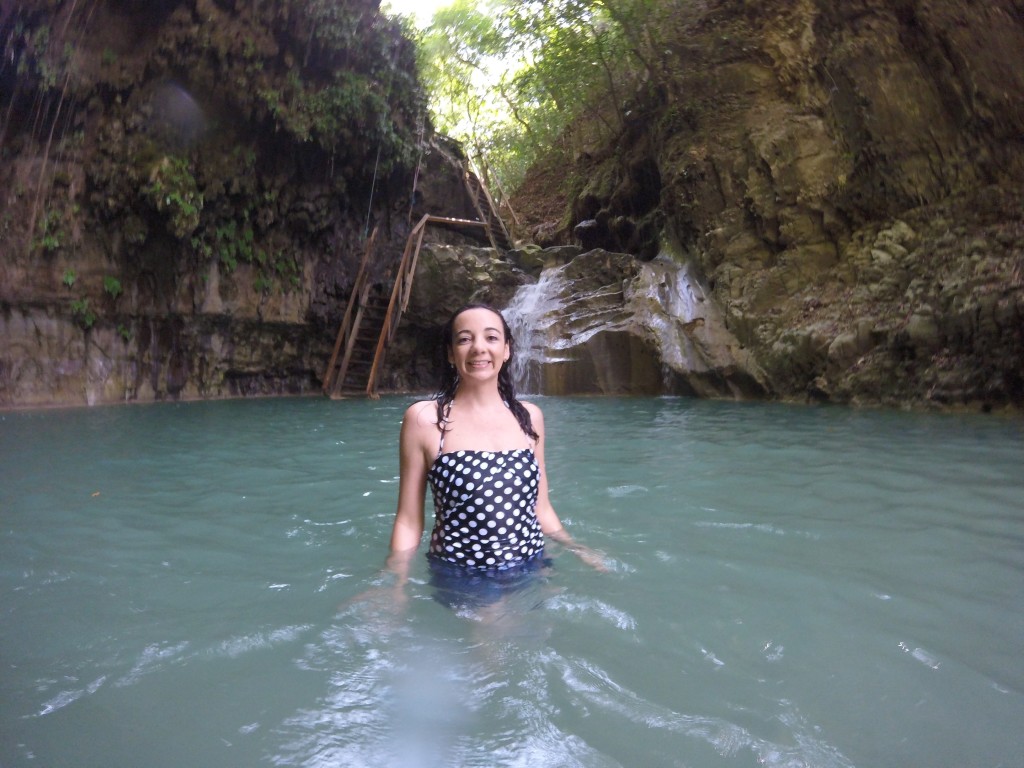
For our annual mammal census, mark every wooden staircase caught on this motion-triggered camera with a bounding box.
[322,227,381,398]
[323,162,512,398]
[328,283,390,396]
[462,164,512,251]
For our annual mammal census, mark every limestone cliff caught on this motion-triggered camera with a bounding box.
[514,0,1024,410]
[0,0,485,406]
[6,0,1023,411]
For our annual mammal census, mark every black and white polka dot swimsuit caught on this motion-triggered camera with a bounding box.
[427,427,544,571]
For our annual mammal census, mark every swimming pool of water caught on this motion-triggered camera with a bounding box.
[1,397,1022,767]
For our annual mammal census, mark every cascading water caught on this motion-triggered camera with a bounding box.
[502,249,767,397]
[503,258,642,395]
[503,268,570,395]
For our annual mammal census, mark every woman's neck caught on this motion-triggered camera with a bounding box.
[452,380,504,410]
[441,384,527,453]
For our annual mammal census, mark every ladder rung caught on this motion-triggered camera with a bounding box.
[327,199,508,397]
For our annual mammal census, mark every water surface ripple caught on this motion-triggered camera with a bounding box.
[1,397,1022,767]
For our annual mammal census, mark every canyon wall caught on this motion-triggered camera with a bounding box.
[514,0,1024,410]
[0,0,485,407]
[4,0,1023,410]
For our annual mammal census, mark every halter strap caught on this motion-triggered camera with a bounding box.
[436,400,453,457]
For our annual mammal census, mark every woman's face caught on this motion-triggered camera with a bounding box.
[448,307,510,382]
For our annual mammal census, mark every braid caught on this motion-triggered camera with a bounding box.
[436,303,538,442]
[434,371,457,439]
[499,370,539,441]
[434,322,459,436]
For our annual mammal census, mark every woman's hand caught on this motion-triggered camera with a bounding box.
[341,548,415,628]
[545,527,610,572]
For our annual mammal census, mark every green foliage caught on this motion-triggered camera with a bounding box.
[208,218,249,272]
[35,210,64,253]
[257,68,412,173]
[143,156,203,238]
[13,21,77,92]
[253,274,274,293]
[70,297,96,330]
[62,268,76,288]
[418,0,504,118]
[117,323,132,342]
[13,0,425,300]
[193,205,301,294]
[416,0,669,193]
[103,276,122,300]
[272,251,303,291]
[239,0,421,176]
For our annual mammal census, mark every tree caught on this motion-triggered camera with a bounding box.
[413,0,675,195]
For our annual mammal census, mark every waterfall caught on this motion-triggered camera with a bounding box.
[502,249,763,397]
[503,268,569,395]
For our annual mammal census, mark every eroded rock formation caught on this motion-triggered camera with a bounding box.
[514,0,1024,410]
[4,0,1023,410]
[0,0,485,406]
[493,247,767,398]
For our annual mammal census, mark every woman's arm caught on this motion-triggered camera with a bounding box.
[388,402,433,580]
[526,402,608,570]
[526,402,563,536]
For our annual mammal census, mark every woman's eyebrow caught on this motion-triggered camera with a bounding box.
[456,327,501,335]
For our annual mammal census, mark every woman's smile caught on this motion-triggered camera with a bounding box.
[449,307,510,378]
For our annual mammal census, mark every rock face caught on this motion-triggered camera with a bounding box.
[5,1,1023,411]
[0,0,487,407]
[514,0,1024,410]
[1,267,326,405]
[503,248,768,397]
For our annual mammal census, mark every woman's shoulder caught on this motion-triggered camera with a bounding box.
[400,399,442,455]
[521,399,545,428]
[403,398,440,426]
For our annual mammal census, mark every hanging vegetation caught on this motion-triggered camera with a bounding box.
[2,0,427,294]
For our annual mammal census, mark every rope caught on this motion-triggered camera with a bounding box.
[363,36,406,241]
[363,140,382,241]
[408,118,425,224]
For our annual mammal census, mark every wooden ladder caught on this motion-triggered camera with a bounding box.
[322,227,382,398]
[462,164,512,251]
[324,214,496,398]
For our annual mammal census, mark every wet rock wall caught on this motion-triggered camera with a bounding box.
[516,0,1024,409]
[0,0,471,407]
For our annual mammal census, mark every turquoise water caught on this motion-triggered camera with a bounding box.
[1,397,1022,767]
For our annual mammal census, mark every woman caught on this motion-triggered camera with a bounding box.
[387,303,603,591]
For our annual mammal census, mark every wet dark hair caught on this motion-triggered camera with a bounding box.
[435,303,538,441]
